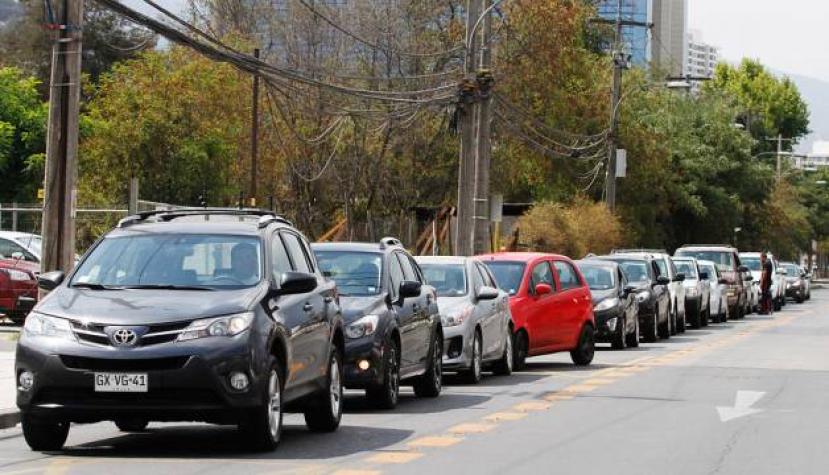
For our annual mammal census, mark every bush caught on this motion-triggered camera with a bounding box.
[515,198,624,258]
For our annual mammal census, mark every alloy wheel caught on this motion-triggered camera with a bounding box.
[267,370,282,441]
[329,357,342,419]
[505,331,513,372]
[388,345,399,405]
[472,334,482,380]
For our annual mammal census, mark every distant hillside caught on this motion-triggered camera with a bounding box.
[783,72,829,154]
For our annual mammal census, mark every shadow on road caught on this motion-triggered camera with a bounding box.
[62,423,413,460]
[520,361,618,372]
[443,372,549,387]
[343,391,490,414]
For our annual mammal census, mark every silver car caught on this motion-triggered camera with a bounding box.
[673,257,710,328]
[698,260,729,323]
[416,256,514,383]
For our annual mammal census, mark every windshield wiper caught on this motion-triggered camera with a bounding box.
[121,284,215,291]
[72,283,123,290]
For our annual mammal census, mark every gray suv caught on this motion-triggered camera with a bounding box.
[17,209,344,452]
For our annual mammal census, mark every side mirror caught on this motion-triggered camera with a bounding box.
[476,286,499,300]
[655,276,670,286]
[275,271,317,296]
[699,272,709,280]
[37,271,65,291]
[674,273,685,282]
[623,285,637,296]
[534,283,553,296]
[399,280,422,300]
[738,265,750,273]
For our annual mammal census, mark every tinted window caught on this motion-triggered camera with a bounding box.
[421,263,467,297]
[554,261,581,290]
[484,261,526,296]
[396,252,416,281]
[0,238,34,262]
[578,264,615,291]
[476,263,495,288]
[388,254,405,295]
[315,251,382,296]
[72,234,262,288]
[271,235,292,280]
[282,233,312,273]
[531,262,555,290]
[654,259,669,278]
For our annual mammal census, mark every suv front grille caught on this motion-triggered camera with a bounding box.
[71,320,192,348]
[60,355,190,372]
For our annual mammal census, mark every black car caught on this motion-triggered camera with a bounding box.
[313,238,443,409]
[17,209,344,452]
[576,260,639,349]
[594,254,671,342]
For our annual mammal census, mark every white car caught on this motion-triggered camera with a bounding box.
[0,231,41,263]
[740,252,785,311]
[698,259,729,323]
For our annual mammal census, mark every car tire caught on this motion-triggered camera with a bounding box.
[512,330,529,371]
[115,418,149,432]
[492,327,514,376]
[570,325,595,366]
[611,316,626,350]
[460,330,484,384]
[367,339,400,410]
[677,309,686,334]
[413,329,443,398]
[773,299,782,311]
[239,358,283,452]
[689,306,701,329]
[304,345,343,432]
[669,304,677,336]
[625,316,640,348]
[642,313,658,343]
[21,416,69,451]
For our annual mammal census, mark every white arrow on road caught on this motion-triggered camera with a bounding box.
[717,390,766,422]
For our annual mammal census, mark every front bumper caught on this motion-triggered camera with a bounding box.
[594,308,623,342]
[343,337,384,389]
[786,286,804,299]
[16,333,263,424]
[684,296,701,316]
[442,324,473,371]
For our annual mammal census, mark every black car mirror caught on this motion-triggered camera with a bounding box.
[275,271,317,295]
[476,286,499,300]
[674,273,685,282]
[655,276,670,286]
[37,271,65,291]
[699,271,709,280]
[399,280,422,300]
[738,265,750,273]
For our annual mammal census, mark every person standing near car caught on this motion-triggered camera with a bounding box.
[760,252,773,314]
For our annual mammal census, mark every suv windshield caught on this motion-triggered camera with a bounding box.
[72,234,262,289]
[315,251,382,296]
[483,261,526,296]
[420,263,467,297]
[741,257,761,272]
[676,250,735,270]
[783,264,800,276]
[674,261,698,279]
[578,265,616,291]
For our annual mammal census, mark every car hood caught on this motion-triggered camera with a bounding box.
[436,296,471,315]
[590,289,617,305]
[36,284,266,325]
[339,294,388,323]
[682,279,699,289]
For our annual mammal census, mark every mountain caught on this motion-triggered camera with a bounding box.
[782,72,829,154]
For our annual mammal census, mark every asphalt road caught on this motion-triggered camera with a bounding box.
[0,293,826,475]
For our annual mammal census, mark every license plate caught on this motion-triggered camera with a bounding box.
[94,373,148,392]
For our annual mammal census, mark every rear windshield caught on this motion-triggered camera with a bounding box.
[483,261,526,296]
[72,234,262,289]
[675,250,735,270]
[315,251,382,296]
[420,263,467,297]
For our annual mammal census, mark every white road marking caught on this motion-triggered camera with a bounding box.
[716,390,766,422]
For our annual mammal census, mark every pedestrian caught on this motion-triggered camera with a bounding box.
[760,252,773,315]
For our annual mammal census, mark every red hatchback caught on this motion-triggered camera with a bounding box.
[480,253,595,369]
[0,258,38,324]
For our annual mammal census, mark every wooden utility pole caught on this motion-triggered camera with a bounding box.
[605,0,624,212]
[767,134,793,181]
[41,0,84,274]
[473,0,494,255]
[456,0,481,256]
[250,48,260,207]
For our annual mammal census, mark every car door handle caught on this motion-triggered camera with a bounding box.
[303,303,314,312]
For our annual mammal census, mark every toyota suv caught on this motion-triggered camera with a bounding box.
[17,209,344,452]
[675,245,749,319]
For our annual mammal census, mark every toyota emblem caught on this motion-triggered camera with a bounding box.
[112,328,138,347]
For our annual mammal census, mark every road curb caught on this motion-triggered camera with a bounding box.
[0,409,20,429]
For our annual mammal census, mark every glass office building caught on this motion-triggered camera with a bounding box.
[596,0,651,66]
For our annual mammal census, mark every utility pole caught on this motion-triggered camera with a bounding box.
[766,134,793,180]
[41,0,84,274]
[250,48,260,207]
[604,0,624,212]
[456,0,481,256]
[473,0,494,254]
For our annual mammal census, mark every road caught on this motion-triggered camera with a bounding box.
[0,293,826,475]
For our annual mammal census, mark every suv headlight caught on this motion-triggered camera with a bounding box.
[177,312,253,341]
[443,307,473,327]
[23,312,75,340]
[345,315,380,339]
[594,298,619,312]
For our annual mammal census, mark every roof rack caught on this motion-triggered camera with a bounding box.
[379,236,403,249]
[117,208,293,229]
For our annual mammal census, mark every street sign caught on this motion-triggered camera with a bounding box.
[616,149,627,177]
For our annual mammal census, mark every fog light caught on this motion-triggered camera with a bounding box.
[18,371,34,391]
[606,317,618,332]
[229,371,249,391]
[357,359,370,371]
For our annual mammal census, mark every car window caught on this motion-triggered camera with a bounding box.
[408,256,425,283]
[652,262,662,278]
[654,259,669,278]
[315,251,382,296]
[554,261,582,290]
[420,263,466,297]
[578,264,615,291]
[471,263,487,291]
[271,234,292,281]
[674,261,698,279]
[396,252,416,281]
[0,238,35,262]
[475,263,495,288]
[281,232,312,273]
[484,261,526,296]
[388,254,405,296]
[530,261,555,291]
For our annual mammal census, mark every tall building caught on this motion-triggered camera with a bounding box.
[596,0,652,66]
[685,30,719,78]
[651,0,688,77]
